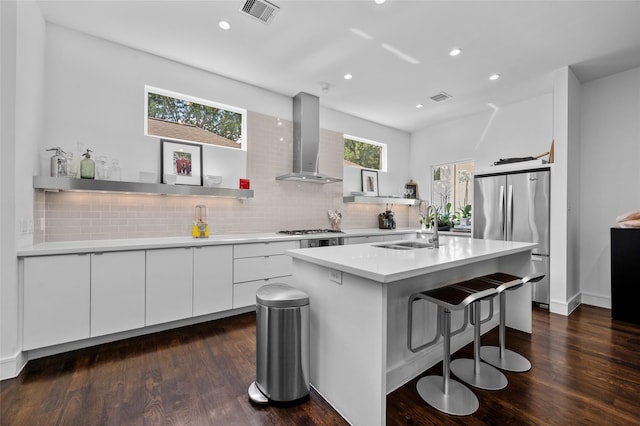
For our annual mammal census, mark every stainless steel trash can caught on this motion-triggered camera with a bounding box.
[248,283,310,405]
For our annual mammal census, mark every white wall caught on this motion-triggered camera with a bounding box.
[43,24,261,183]
[1,0,46,380]
[579,66,640,308]
[549,66,582,315]
[409,93,552,203]
[43,24,410,196]
[0,0,18,380]
[321,108,410,196]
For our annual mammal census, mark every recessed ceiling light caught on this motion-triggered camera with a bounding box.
[374,0,387,4]
[218,20,231,30]
[416,103,424,109]
[449,48,462,56]
[344,73,353,80]
[489,74,501,81]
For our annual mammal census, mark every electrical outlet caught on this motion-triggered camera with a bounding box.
[329,269,342,284]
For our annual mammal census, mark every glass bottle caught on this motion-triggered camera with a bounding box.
[65,152,77,177]
[80,149,95,179]
[74,141,85,178]
[95,155,108,180]
[107,158,122,181]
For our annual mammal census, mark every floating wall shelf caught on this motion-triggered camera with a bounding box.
[343,195,420,205]
[33,176,254,199]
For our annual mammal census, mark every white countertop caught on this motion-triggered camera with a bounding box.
[287,236,537,283]
[16,227,422,256]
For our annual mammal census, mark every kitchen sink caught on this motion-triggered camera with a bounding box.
[374,241,441,250]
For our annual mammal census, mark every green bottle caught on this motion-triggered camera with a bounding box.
[80,149,95,179]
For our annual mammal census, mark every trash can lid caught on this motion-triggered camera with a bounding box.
[256,283,309,307]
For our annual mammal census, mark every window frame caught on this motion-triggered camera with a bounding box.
[343,134,387,172]
[144,85,247,151]
[431,159,474,211]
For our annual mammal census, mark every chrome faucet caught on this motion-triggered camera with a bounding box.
[426,205,439,248]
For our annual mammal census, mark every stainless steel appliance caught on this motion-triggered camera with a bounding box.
[275,92,342,184]
[278,229,344,248]
[473,168,551,306]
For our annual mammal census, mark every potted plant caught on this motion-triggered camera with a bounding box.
[457,204,472,226]
[420,203,454,231]
[437,202,455,231]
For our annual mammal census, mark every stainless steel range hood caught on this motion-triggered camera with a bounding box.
[276,92,342,184]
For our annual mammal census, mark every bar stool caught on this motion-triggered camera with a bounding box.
[476,272,546,372]
[449,278,508,391]
[408,284,497,416]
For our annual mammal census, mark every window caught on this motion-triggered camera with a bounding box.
[343,135,386,171]
[145,86,246,150]
[431,160,474,223]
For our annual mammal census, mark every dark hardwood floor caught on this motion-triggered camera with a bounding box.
[2,305,639,425]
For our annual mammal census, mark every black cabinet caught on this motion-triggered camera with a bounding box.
[611,227,640,325]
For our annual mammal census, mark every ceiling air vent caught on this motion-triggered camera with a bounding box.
[240,0,280,25]
[430,91,452,102]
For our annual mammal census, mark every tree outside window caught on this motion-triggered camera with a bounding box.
[343,135,386,171]
[145,86,245,150]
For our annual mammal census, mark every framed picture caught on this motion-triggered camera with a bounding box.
[361,169,379,196]
[161,139,203,186]
[404,180,419,199]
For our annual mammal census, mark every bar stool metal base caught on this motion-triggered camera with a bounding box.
[450,358,508,390]
[481,346,531,372]
[416,376,479,416]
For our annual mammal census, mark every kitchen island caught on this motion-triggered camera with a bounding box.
[287,236,537,426]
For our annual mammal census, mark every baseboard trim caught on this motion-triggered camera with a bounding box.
[1,351,27,381]
[580,292,611,309]
[549,292,581,316]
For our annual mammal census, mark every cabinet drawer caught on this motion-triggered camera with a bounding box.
[234,241,298,258]
[233,276,294,309]
[234,255,292,283]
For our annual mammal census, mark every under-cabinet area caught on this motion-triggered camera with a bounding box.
[21,241,296,352]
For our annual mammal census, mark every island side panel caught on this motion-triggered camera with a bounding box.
[290,259,387,426]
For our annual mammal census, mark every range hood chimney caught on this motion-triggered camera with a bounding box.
[276,92,342,184]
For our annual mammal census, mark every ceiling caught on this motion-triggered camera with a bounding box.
[37,0,640,133]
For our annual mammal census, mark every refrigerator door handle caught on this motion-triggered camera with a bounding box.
[499,185,506,239]
[506,184,514,240]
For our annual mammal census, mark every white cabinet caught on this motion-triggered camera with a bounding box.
[90,251,145,337]
[146,248,193,326]
[344,235,385,245]
[23,254,90,350]
[234,255,293,283]
[193,245,233,316]
[233,241,298,308]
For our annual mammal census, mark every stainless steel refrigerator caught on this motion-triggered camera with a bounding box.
[473,168,551,306]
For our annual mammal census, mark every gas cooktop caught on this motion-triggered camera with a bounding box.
[278,229,344,235]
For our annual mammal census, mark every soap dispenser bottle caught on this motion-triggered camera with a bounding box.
[46,147,68,177]
[80,149,95,179]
